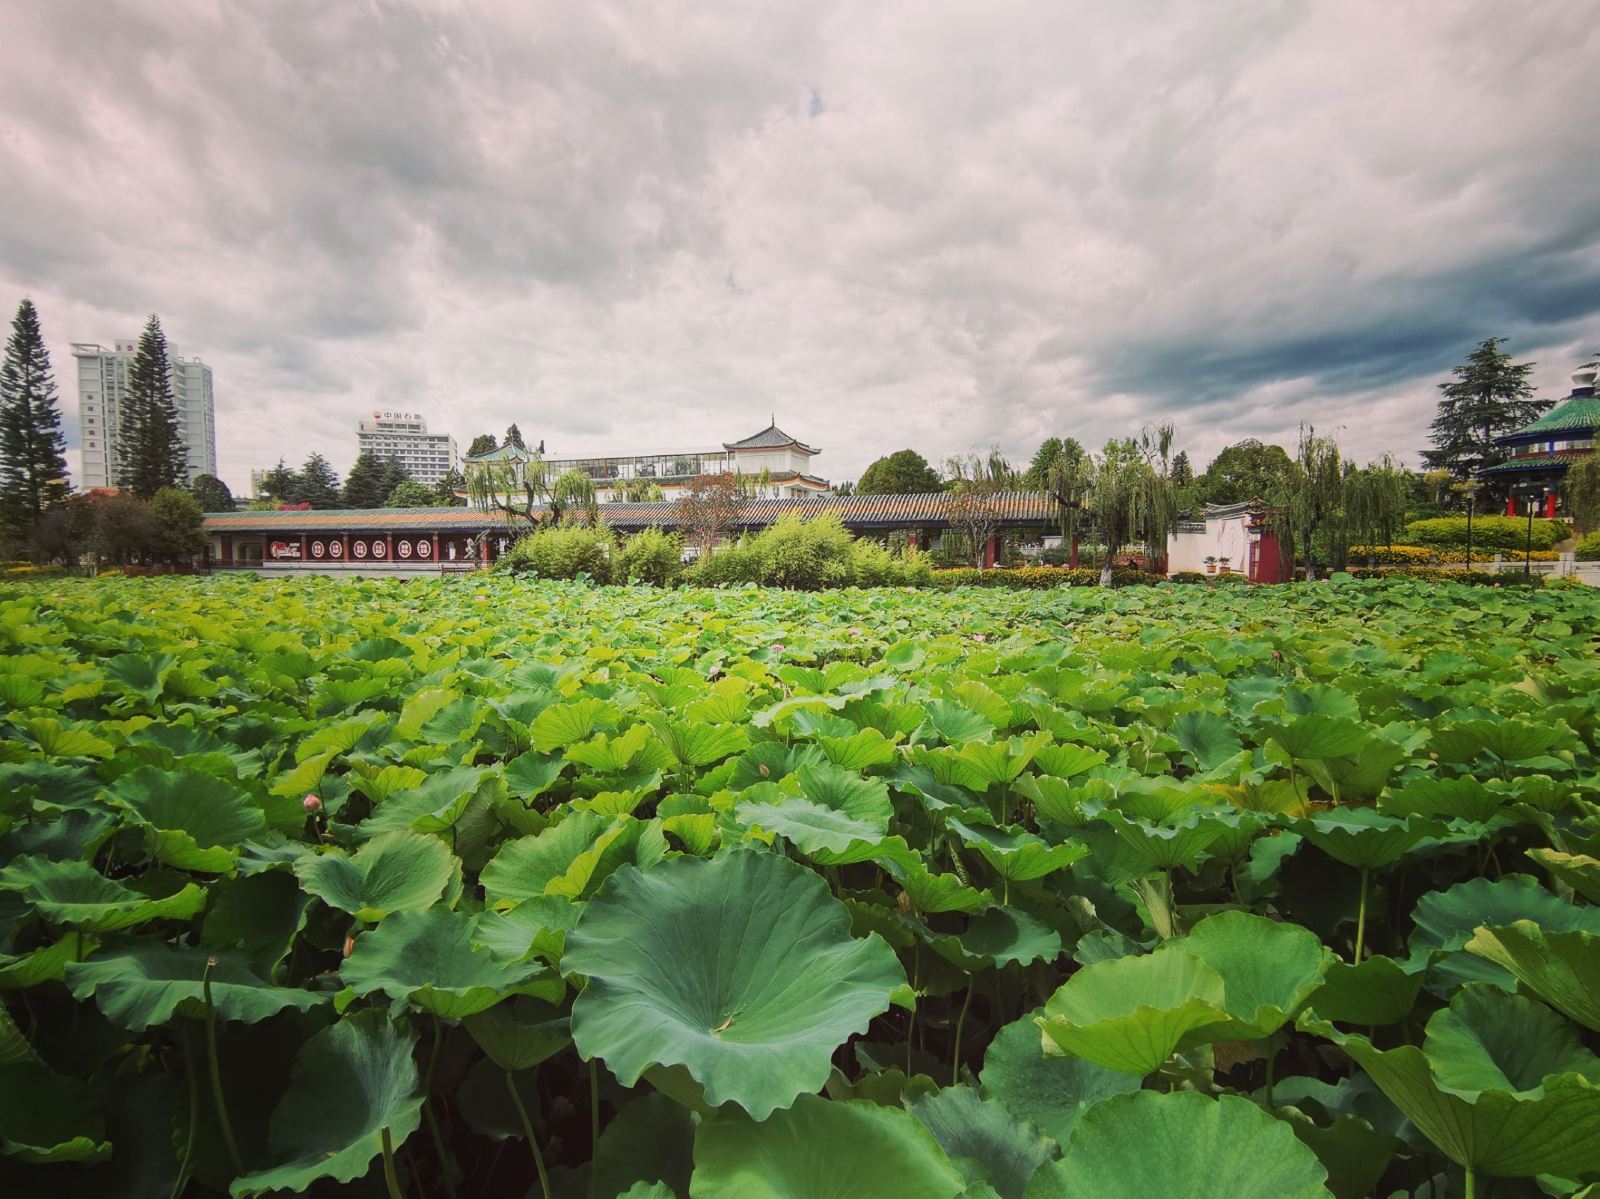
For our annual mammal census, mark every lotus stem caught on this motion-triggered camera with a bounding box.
[1354,868,1369,962]
[1262,1031,1278,1109]
[423,1016,456,1199]
[506,1069,553,1199]
[1464,1167,1475,1199]
[590,1057,600,1155]
[952,984,975,1087]
[381,1125,404,1199]
[170,1025,199,1199]
[202,956,245,1176]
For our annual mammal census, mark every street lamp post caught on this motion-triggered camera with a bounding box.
[1523,486,1550,578]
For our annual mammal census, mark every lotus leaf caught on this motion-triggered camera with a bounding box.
[690,1094,966,1199]
[65,944,327,1031]
[1037,949,1231,1074]
[1166,911,1333,1040]
[0,856,206,933]
[979,1010,1140,1143]
[1465,922,1600,1032]
[1527,848,1600,904]
[293,828,460,921]
[566,850,904,1119]
[464,996,572,1071]
[230,1010,425,1197]
[1026,1091,1330,1198]
[909,1087,1056,1199]
[1408,878,1600,995]
[341,907,560,1018]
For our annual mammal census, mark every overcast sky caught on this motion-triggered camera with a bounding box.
[4,1,1599,493]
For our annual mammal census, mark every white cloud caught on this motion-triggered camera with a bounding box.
[3,0,1598,492]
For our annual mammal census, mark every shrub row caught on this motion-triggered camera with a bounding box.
[1403,515,1568,551]
[686,517,933,589]
[1345,566,1545,587]
[1347,544,1561,564]
[931,566,1169,589]
[1577,533,1600,561]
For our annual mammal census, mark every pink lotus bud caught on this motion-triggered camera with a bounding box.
[771,643,785,653]
[342,935,356,959]
[758,764,770,777]
[303,794,322,813]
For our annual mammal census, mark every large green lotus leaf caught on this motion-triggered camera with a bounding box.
[908,1087,1055,1199]
[360,765,498,836]
[956,733,1051,788]
[946,819,1089,884]
[65,944,327,1031]
[690,1095,966,1199]
[1170,711,1243,772]
[544,816,668,901]
[502,751,566,799]
[0,1060,111,1164]
[1303,955,1423,1025]
[1378,776,1504,825]
[1167,911,1333,1040]
[0,856,206,932]
[1297,808,1435,870]
[201,869,311,977]
[1030,743,1107,780]
[818,728,899,771]
[592,1092,695,1199]
[646,716,748,768]
[480,811,612,907]
[952,907,1061,969]
[1299,1014,1600,1178]
[1097,807,1226,872]
[464,996,571,1071]
[1423,984,1600,1097]
[1026,1091,1329,1199]
[1263,715,1372,762]
[1408,878,1600,995]
[1012,775,1097,827]
[1430,719,1559,765]
[566,850,904,1120]
[1037,950,1231,1075]
[1527,848,1600,904]
[889,861,989,915]
[979,1009,1139,1143]
[294,829,460,922]
[0,935,96,990]
[1465,922,1600,1032]
[472,895,583,965]
[918,700,995,745]
[103,651,176,703]
[341,907,559,1018]
[734,764,891,858]
[230,1010,425,1198]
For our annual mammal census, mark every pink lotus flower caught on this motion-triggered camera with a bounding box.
[771,643,785,653]
[303,794,322,813]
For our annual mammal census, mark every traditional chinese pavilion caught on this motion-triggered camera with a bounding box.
[1485,359,1600,515]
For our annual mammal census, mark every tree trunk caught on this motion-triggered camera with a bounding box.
[1303,532,1316,582]
[1099,560,1114,587]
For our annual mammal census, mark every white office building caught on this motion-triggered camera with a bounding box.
[356,412,457,485]
[72,340,217,490]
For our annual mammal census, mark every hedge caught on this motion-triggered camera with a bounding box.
[1577,533,1600,562]
[1403,515,1567,551]
[1347,544,1560,564]
[931,566,1168,589]
[1346,566,1544,587]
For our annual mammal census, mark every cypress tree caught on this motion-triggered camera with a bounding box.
[0,297,70,539]
[1424,338,1549,481]
[504,424,526,450]
[117,314,186,497]
[297,453,344,508]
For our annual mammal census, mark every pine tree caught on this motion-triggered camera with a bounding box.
[297,453,344,508]
[504,424,526,450]
[466,433,498,458]
[1170,451,1193,487]
[342,453,413,508]
[260,459,301,504]
[117,314,186,497]
[0,298,70,539]
[1424,338,1548,481]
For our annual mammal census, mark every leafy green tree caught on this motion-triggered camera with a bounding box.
[117,314,187,498]
[1342,455,1411,567]
[831,480,855,496]
[433,467,466,506]
[855,449,942,495]
[30,493,97,567]
[1197,440,1295,505]
[0,298,70,542]
[147,487,206,563]
[1170,450,1193,487]
[384,480,438,508]
[1424,337,1547,482]
[1087,427,1177,585]
[343,453,411,509]
[1278,426,1341,580]
[943,448,1019,489]
[619,477,665,502]
[1037,438,1091,555]
[1024,438,1065,490]
[296,453,343,508]
[90,491,153,565]
[504,423,527,450]
[1566,456,1600,535]
[259,459,301,504]
[466,433,498,458]
[190,474,234,512]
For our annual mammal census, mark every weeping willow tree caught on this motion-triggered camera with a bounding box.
[466,449,600,533]
[1567,456,1600,535]
[1342,454,1411,568]
[1279,426,1344,581]
[1088,425,1179,585]
[1038,438,1092,563]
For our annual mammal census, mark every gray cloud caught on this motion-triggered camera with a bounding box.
[3,0,1598,491]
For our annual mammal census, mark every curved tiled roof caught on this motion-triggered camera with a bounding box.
[463,443,532,463]
[723,422,818,454]
[203,492,1060,535]
[1480,451,1592,475]
[1499,394,1600,441]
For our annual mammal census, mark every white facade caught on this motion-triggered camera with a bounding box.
[1167,504,1253,575]
[356,411,458,485]
[72,340,218,489]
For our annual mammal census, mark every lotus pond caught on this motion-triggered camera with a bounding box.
[2,574,1600,1198]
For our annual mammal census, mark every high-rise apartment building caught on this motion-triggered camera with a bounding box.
[72,340,217,489]
[356,412,457,484]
